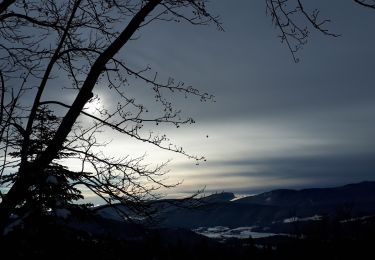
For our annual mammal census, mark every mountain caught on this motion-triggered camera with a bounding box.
[234,181,375,218]
[201,192,235,203]
[235,181,375,207]
[94,181,375,229]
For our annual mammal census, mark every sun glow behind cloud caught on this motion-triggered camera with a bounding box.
[83,96,102,114]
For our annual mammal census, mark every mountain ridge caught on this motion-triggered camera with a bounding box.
[94,181,375,229]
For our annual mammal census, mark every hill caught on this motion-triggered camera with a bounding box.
[95,181,375,229]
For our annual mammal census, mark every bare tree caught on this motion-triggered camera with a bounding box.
[0,0,221,234]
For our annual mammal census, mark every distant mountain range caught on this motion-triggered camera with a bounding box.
[235,181,375,207]
[95,181,375,230]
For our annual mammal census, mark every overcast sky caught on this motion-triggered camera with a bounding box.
[58,1,375,200]
[91,0,375,198]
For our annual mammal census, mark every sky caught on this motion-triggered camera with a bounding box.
[114,0,375,197]
[76,0,375,198]
[3,1,374,202]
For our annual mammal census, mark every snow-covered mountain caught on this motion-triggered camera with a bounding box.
[94,181,375,230]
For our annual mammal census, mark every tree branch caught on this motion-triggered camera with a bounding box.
[354,0,375,10]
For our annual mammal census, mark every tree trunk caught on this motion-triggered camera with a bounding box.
[0,166,31,235]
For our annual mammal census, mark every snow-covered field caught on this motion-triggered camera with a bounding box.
[282,215,322,223]
[193,226,278,240]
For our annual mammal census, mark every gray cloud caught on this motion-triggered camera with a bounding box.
[171,147,375,194]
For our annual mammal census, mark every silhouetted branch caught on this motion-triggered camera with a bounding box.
[266,0,339,62]
[354,0,375,10]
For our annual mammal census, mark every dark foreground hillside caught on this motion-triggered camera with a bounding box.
[2,181,375,259]
[1,214,374,260]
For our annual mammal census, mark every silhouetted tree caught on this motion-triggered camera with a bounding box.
[6,106,86,220]
[0,0,220,234]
